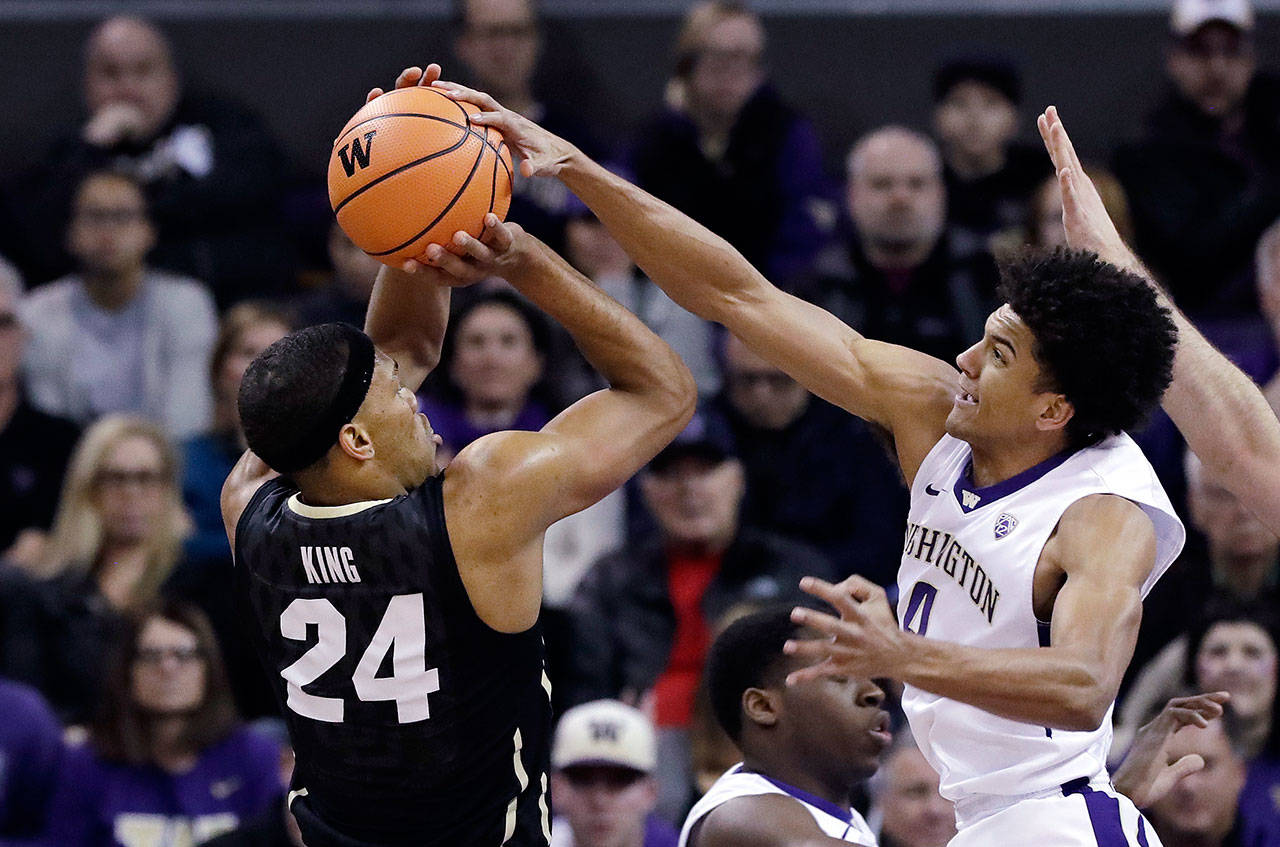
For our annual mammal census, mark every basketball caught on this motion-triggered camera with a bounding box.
[327,86,513,267]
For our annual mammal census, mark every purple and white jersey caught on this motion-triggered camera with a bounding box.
[898,433,1184,804]
[678,764,876,846]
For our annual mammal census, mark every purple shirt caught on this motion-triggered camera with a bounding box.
[41,726,282,847]
[418,396,552,457]
[0,680,63,838]
[1239,756,1280,847]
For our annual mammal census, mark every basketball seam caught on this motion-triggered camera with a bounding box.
[335,111,470,142]
[332,118,472,215]
[367,135,489,257]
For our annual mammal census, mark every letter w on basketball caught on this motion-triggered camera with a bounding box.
[338,131,377,177]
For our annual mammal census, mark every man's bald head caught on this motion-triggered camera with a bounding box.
[845,127,946,269]
[84,16,179,140]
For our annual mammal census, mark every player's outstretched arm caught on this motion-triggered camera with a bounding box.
[433,80,956,485]
[787,494,1155,731]
[1040,106,1280,534]
[430,217,696,633]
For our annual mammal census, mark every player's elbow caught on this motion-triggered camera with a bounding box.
[1058,675,1113,731]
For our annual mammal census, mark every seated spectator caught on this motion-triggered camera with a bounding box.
[788,127,999,364]
[932,57,1052,244]
[631,1,834,281]
[21,170,217,439]
[292,223,381,329]
[1136,449,1280,682]
[0,678,63,840]
[201,721,303,847]
[42,601,283,846]
[0,16,293,307]
[549,700,678,847]
[567,415,833,821]
[14,415,191,724]
[1117,596,1277,765]
[1146,710,1280,847]
[452,0,606,251]
[178,302,290,719]
[869,733,955,847]
[709,334,907,583]
[564,196,720,397]
[1113,0,1280,319]
[418,290,556,462]
[0,259,80,569]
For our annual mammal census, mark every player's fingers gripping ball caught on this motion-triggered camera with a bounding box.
[328,86,514,268]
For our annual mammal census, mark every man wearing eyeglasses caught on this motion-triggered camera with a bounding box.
[20,169,217,439]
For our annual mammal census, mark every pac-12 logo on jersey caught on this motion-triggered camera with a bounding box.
[994,513,1017,539]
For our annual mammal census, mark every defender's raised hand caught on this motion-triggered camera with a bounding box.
[784,575,910,685]
[1037,106,1130,268]
[432,80,579,178]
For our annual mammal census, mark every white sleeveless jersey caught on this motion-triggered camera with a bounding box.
[678,764,877,846]
[898,433,1184,803]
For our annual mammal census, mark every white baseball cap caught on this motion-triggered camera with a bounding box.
[1171,0,1254,35]
[551,700,656,774]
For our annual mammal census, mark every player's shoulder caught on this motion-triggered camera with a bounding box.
[447,429,552,485]
[695,793,836,847]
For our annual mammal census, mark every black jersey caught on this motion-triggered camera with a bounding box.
[233,475,551,846]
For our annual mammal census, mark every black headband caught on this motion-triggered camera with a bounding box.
[278,324,376,473]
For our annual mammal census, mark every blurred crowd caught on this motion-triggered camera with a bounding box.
[0,0,1277,845]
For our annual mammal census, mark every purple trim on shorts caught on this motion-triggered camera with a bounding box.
[1062,779,1128,846]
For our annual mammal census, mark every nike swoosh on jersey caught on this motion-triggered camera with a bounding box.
[925,484,942,496]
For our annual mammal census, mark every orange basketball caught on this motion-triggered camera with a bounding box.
[328,86,513,267]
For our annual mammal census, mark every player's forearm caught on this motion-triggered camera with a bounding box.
[364,265,450,391]
[558,152,775,329]
[898,635,1116,731]
[507,240,696,406]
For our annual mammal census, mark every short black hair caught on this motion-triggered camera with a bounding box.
[706,606,801,743]
[998,248,1177,450]
[238,324,359,473]
[933,56,1021,105]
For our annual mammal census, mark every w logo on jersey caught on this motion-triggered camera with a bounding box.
[961,490,981,510]
[994,513,1018,539]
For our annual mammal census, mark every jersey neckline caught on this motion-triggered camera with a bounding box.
[286,493,394,519]
[952,445,1075,514]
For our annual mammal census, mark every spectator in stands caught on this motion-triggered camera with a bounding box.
[0,259,80,569]
[452,0,604,250]
[709,334,907,583]
[0,679,63,840]
[177,302,290,719]
[564,195,719,397]
[1146,711,1280,847]
[550,700,678,847]
[21,170,217,439]
[293,223,381,329]
[14,415,190,723]
[932,57,1051,244]
[202,723,304,847]
[788,127,999,363]
[631,0,834,281]
[1113,0,1280,318]
[42,601,283,846]
[0,16,293,307]
[870,734,955,847]
[1118,597,1278,765]
[567,414,833,821]
[418,289,556,463]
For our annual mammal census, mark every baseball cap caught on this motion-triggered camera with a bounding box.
[1171,0,1254,35]
[552,700,657,773]
[648,410,737,474]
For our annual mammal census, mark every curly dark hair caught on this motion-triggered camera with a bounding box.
[998,248,1176,450]
[706,606,801,743]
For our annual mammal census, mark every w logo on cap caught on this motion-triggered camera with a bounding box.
[590,721,620,743]
[994,513,1018,539]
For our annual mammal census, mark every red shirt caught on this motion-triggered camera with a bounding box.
[652,550,721,728]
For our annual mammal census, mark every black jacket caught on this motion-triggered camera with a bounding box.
[564,528,834,706]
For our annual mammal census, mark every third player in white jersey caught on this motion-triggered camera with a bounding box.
[898,432,1184,804]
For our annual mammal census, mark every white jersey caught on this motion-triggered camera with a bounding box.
[678,764,876,846]
[898,434,1184,804]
